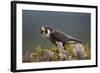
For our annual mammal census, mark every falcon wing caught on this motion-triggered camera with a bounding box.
[50,30,82,43]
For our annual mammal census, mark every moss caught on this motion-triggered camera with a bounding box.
[23,43,91,62]
[84,47,91,59]
[64,44,73,59]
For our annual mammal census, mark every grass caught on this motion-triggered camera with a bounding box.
[23,44,90,63]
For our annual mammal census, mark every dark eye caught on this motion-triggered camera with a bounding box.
[45,29,48,34]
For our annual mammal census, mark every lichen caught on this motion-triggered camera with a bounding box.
[23,44,90,63]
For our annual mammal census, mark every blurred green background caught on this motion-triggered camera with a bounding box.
[22,10,91,55]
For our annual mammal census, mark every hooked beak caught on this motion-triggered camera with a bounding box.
[40,27,45,34]
[40,29,43,34]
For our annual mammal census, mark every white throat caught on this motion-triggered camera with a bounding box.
[45,29,50,38]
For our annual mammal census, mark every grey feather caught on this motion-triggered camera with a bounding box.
[50,30,82,43]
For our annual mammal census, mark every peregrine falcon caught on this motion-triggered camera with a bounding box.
[40,26,85,59]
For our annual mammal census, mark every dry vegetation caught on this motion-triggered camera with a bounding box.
[23,44,90,63]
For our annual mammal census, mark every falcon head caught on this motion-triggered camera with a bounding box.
[40,26,54,38]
